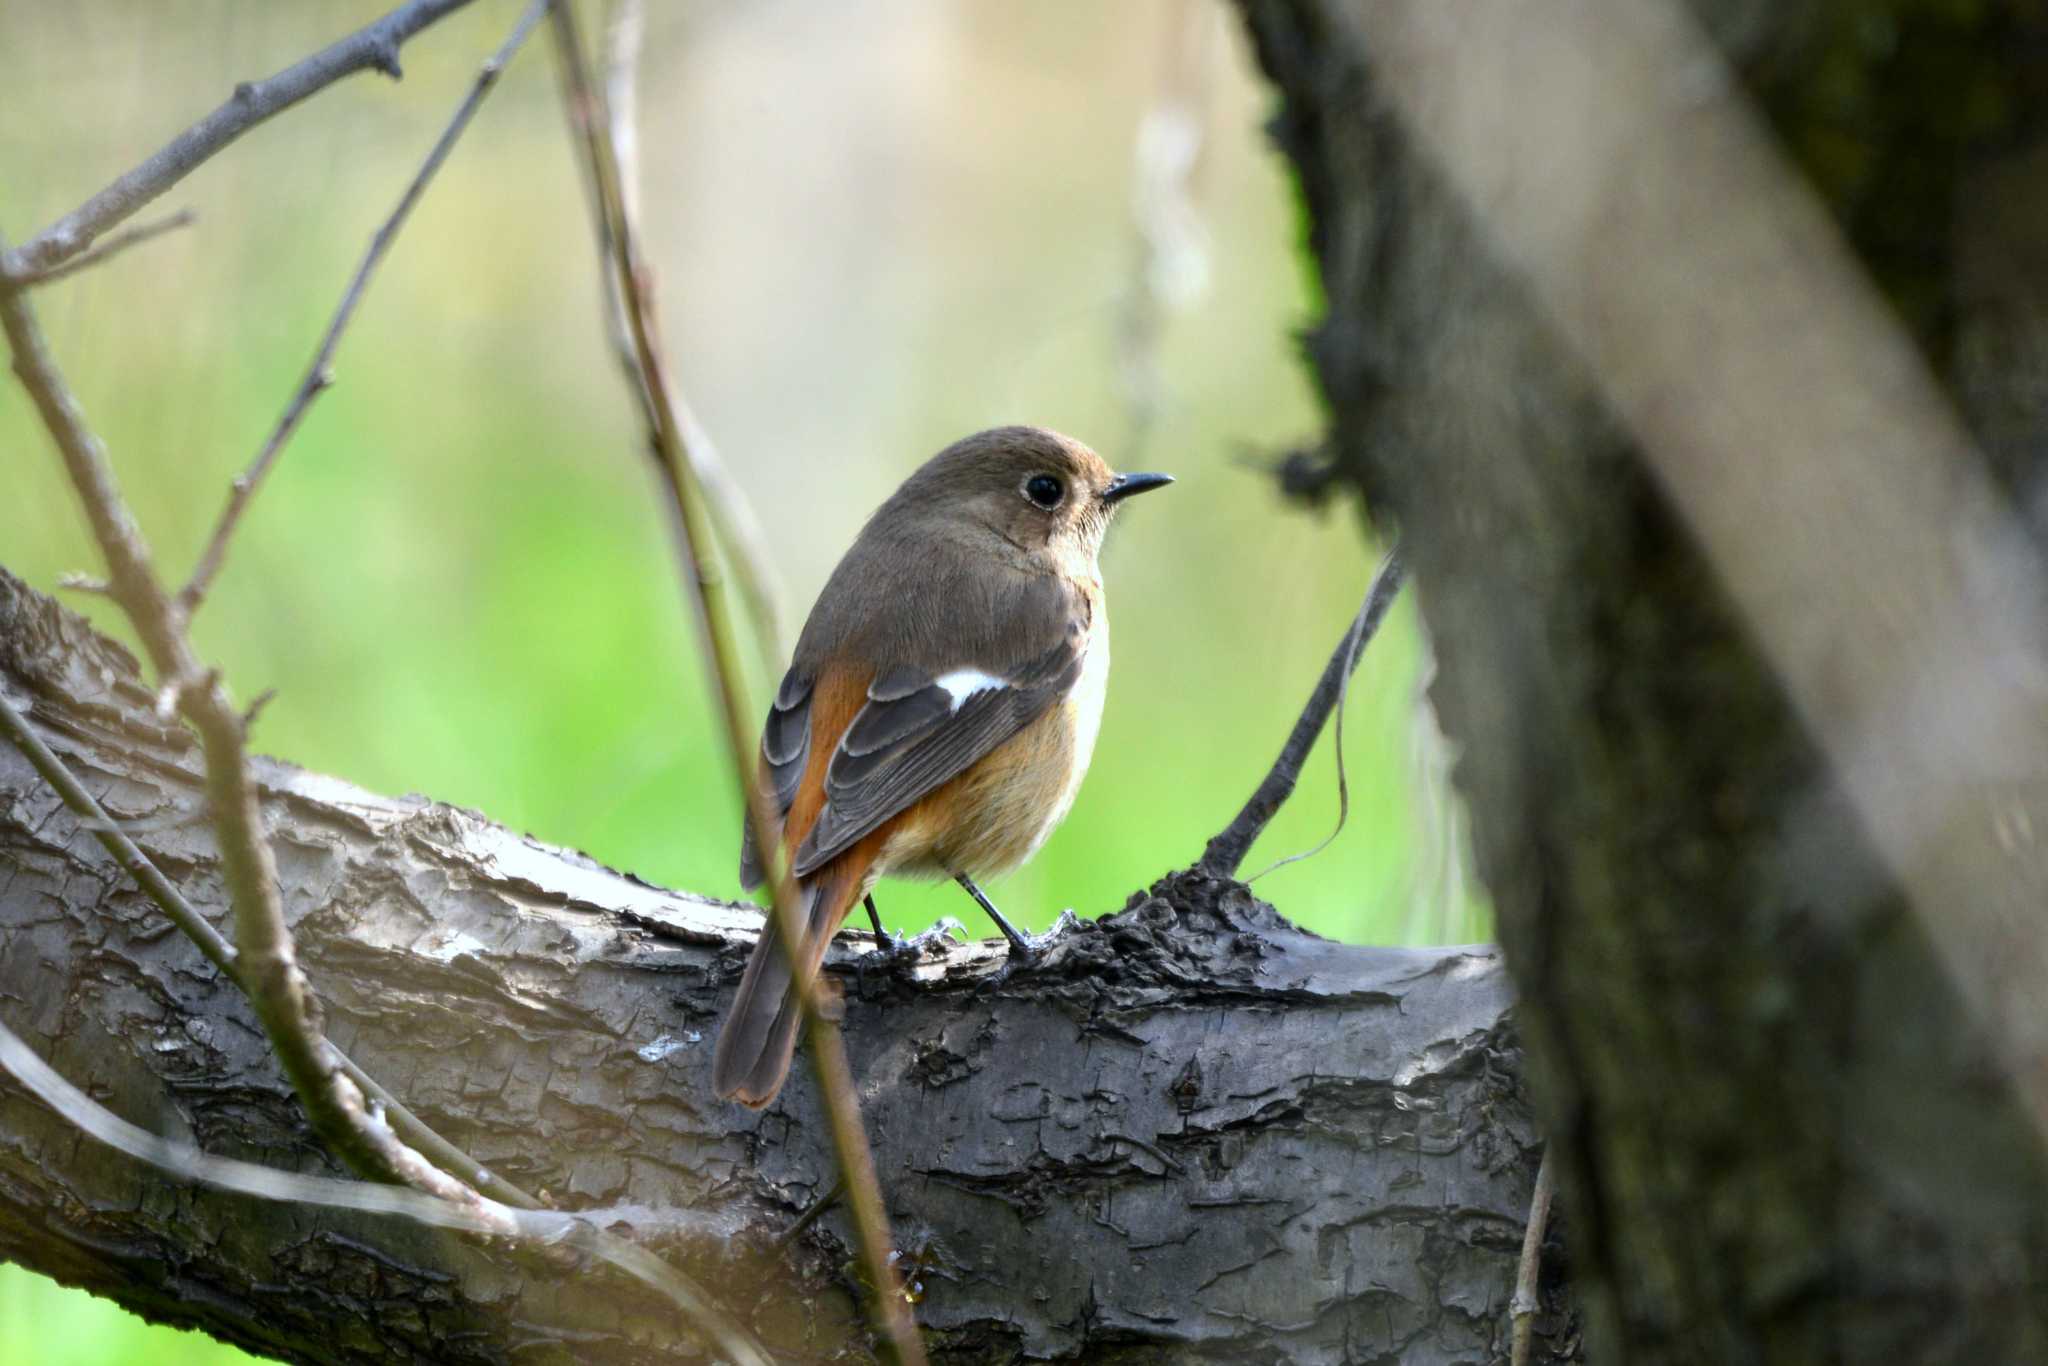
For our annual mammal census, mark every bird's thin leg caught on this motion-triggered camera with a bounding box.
[851,893,901,995]
[955,873,1036,959]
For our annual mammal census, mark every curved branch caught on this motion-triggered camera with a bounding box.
[1,0,481,277]
[178,0,550,616]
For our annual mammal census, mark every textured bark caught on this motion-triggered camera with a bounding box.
[1235,1,2048,1362]
[0,566,1561,1364]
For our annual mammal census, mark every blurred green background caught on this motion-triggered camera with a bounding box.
[0,1,1484,1358]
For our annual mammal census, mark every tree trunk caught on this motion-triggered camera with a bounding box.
[1233,0,2048,1361]
[0,565,1559,1363]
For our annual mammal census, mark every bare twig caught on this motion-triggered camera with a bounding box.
[548,7,923,1361]
[1,209,195,289]
[554,0,789,671]
[1509,1146,1557,1366]
[178,0,549,616]
[1203,549,1406,878]
[0,1014,771,1366]
[0,0,480,278]
[1242,588,1364,883]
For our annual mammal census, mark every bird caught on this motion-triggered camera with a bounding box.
[710,426,1171,1107]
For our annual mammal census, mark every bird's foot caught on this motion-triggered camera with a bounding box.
[856,915,965,993]
[885,915,967,962]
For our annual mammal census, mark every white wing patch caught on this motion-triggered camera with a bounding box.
[934,668,1005,711]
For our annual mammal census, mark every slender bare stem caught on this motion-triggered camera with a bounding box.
[2,209,196,289]
[0,0,481,278]
[554,0,789,671]
[1203,549,1406,878]
[1509,1146,1557,1366]
[178,0,549,616]
[548,7,924,1361]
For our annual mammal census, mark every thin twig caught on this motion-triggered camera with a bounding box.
[1509,1145,1557,1366]
[1,210,196,290]
[1243,568,1369,884]
[1202,549,1406,878]
[0,1015,771,1366]
[0,0,480,278]
[178,0,550,616]
[555,0,789,673]
[547,8,924,1362]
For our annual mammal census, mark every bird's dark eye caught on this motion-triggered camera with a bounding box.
[1024,474,1064,509]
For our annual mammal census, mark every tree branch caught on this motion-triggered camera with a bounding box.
[552,0,789,671]
[177,0,550,616]
[0,209,196,289]
[0,683,536,1212]
[0,0,482,278]
[0,563,1554,1361]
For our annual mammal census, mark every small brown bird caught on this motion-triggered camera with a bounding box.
[711,426,1171,1107]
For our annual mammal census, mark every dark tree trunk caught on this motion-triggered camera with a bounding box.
[1233,0,2048,1361]
[0,566,1560,1364]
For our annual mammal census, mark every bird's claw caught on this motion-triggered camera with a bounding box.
[870,916,966,965]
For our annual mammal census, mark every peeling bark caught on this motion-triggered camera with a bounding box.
[0,567,1562,1364]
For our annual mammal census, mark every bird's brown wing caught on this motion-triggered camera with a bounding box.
[790,628,1085,877]
[741,558,1089,886]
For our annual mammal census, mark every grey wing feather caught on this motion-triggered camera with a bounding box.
[791,631,1085,878]
[738,669,812,891]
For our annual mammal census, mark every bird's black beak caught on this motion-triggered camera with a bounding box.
[1103,471,1174,504]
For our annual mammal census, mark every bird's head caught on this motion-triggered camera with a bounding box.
[897,426,1172,564]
